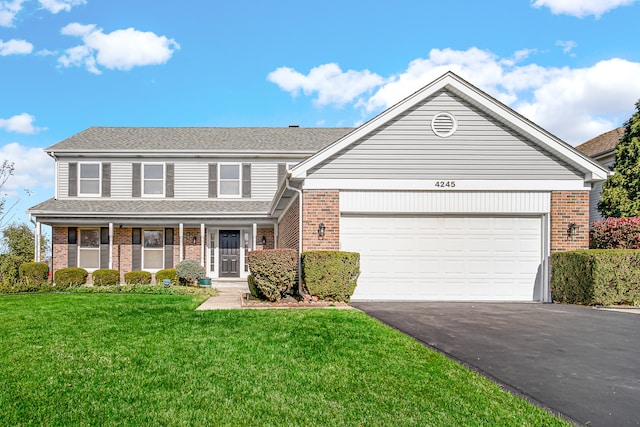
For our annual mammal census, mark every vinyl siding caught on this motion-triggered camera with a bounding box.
[308,90,583,181]
[111,162,131,198]
[175,163,208,199]
[589,155,615,224]
[251,163,278,200]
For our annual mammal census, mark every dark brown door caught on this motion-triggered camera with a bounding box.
[219,230,240,277]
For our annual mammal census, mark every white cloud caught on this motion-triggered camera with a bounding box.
[39,0,85,13]
[0,38,32,55]
[0,143,53,198]
[268,47,640,145]
[58,23,180,74]
[0,0,24,27]
[0,113,46,134]
[531,0,637,18]
[267,63,385,107]
[556,40,577,55]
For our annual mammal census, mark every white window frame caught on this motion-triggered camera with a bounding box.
[142,229,164,272]
[142,163,165,197]
[218,163,242,198]
[78,162,101,197]
[78,228,100,271]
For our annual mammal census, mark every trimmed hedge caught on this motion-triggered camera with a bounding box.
[590,216,640,249]
[551,249,640,306]
[247,274,265,299]
[302,251,360,302]
[124,271,152,285]
[54,267,88,289]
[247,249,297,302]
[155,268,178,284]
[19,262,49,286]
[92,269,120,286]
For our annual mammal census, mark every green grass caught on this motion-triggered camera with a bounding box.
[0,294,567,426]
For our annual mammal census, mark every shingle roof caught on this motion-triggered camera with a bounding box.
[29,198,271,216]
[575,127,625,158]
[46,127,354,153]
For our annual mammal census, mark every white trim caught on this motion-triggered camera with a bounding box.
[77,227,101,271]
[141,229,164,273]
[179,223,184,262]
[142,162,165,198]
[108,223,113,270]
[218,162,242,198]
[200,223,205,267]
[303,179,589,191]
[78,162,101,197]
[289,72,609,182]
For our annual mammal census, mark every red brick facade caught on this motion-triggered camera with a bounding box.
[52,226,68,273]
[550,191,590,252]
[256,226,275,250]
[277,196,300,250]
[302,190,339,251]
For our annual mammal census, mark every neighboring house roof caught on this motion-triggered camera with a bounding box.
[46,127,353,154]
[29,198,272,224]
[288,72,610,184]
[575,126,625,159]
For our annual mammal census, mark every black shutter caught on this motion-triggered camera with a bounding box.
[208,163,217,198]
[242,163,251,198]
[164,228,174,269]
[102,163,111,197]
[132,163,141,198]
[166,163,174,198]
[277,163,286,185]
[67,227,77,268]
[132,228,141,271]
[68,163,78,197]
[100,227,109,268]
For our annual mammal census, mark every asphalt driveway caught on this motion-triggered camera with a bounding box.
[352,302,640,426]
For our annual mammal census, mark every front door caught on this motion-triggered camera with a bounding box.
[219,230,240,277]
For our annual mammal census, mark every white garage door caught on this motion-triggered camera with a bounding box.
[341,215,543,301]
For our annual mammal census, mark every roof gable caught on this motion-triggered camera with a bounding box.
[290,72,610,183]
[576,126,624,159]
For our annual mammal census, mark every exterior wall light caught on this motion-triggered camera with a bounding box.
[261,235,267,245]
[567,223,579,239]
[318,223,326,238]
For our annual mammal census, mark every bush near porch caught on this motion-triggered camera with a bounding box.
[551,250,640,306]
[302,251,360,302]
[247,249,297,301]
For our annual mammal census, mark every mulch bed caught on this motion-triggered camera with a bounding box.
[241,293,350,308]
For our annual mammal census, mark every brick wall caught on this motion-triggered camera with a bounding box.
[302,190,339,251]
[52,226,68,274]
[256,226,275,250]
[277,196,299,250]
[550,191,590,252]
[183,228,203,262]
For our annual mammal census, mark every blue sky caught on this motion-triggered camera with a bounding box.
[1,0,640,227]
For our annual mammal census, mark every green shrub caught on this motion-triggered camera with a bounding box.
[54,267,88,289]
[92,269,120,286]
[302,251,360,302]
[175,260,205,286]
[247,249,297,302]
[19,262,49,286]
[551,250,640,306]
[124,271,152,285]
[0,279,52,294]
[247,274,265,299]
[0,253,23,286]
[155,268,178,284]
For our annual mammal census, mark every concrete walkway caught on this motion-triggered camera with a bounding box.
[196,279,247,310]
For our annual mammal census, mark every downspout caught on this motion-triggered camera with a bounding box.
[29,213,41,262]
[285,176,305,295]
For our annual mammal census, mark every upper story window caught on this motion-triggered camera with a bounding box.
[143,164,164,196]
[219,163,241,197]
[79,163,100,196]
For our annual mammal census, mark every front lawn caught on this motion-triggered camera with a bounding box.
[0,294,567,426]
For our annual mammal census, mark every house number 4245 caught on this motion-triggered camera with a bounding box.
[435,181,456,188]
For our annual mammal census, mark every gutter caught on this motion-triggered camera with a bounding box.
[285,174,305,295]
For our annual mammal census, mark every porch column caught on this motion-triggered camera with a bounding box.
[273,223,278,249]
[179,223,184,262]
[34,221,41,262]
[252,223,257,250]
[108,223,114,269]
[200,223,205,266]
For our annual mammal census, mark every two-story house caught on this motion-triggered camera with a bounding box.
[29,72,610,302]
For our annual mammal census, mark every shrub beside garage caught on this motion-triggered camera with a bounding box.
[551,250,640,306]
[302,251,360,302]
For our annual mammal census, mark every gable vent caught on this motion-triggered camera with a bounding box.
[431,112,457,138]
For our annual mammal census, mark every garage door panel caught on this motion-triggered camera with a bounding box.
[342,215,543,301]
